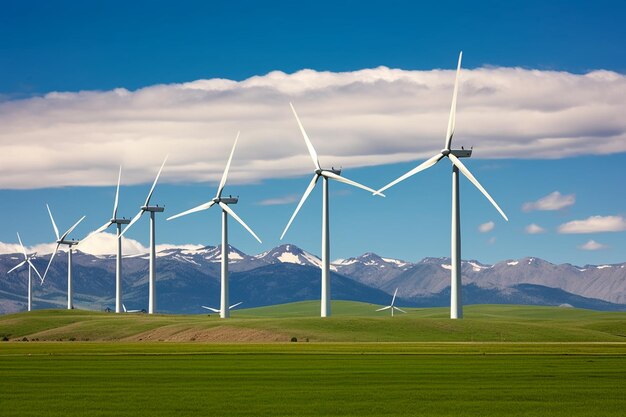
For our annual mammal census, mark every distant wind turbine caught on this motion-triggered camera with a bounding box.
[202,301,243,314]
[7,233,43,312]
[80,166,130,313]
[376,52,508,319]
[375,288,406,317]
[42,205,86,309]
[281,103,385,318]
[120,156,168,315]
[167,133,261,319]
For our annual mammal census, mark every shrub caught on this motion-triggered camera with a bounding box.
[1,335,9,342]
[290,337,298,342]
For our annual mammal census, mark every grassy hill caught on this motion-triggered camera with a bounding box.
[1,301,626,343]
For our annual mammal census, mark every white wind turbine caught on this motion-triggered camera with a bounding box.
[202,301,243,314]
[7,233,44,312]
[281,103,385,318]
[119,156,168,315]
[167,132,261,319]
[375,288,406,317]
[80,166,130,313]
[377,52,508,319]
[42,205,86,309]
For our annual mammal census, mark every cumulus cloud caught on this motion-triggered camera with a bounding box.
[256,194,300,206]
[578,240,608,251]
[0,234,205,256]
[0,66,625,189]
[478,221,495,233]
[522,191,575,212]
[525,223,546,234]
[558,215,626,234]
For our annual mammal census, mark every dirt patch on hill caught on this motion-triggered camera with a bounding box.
[124,325,291,342]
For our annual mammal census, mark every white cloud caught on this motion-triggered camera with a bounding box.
[478,221,495,233]
[256,194,300,206]
[578,240,608,251]
[0,234,205,256]
[488,236,497,245]
[525,223,546,234]
[0,67,625,189]
[558,215,626,234]
[522,191,575,212]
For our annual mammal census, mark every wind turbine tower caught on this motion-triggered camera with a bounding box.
[281,103,384,317]
[81,166,130,313]
[42,205,86,309]
[168,132,262,319]
[7,233,43,311]
[120,157,168,315]
[377,52,508,319]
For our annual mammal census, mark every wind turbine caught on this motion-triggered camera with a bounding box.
[167,133,261,319]
[42,205,86,310]
[7,233,43,312]
[375,288,406,317]
[376,52,508,319]
[281,103,385,318]
[202,301,242,314]
[81,166,130,313]
[120,156,168,315]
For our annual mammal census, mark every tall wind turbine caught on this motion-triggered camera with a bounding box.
[281,103,384,318]
[7,233,43,312]
[42,205,86,310]
[81,166,130,313]
[377,52,508,319]
[120,156,168,315]
[375,288,406,317]
[167,133,262,319]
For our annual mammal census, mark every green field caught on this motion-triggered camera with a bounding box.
[0,304,625,416]
[1,302,625,342]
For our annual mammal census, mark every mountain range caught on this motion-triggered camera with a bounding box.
[1,243,625,314]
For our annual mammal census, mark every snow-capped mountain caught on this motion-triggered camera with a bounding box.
[254,244,328,270]
[0,244,625,314]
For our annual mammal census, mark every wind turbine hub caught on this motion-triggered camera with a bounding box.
[441,149,451,156]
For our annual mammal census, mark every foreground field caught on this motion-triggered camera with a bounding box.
[0,343,625,417]
[1,302,625,342]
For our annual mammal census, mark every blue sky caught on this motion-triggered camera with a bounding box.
[0,0,625,265]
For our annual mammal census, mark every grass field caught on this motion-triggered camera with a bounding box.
[1,304,625,416]
[1,302,625,342]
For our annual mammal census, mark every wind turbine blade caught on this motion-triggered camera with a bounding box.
[394,307,407,314]
[60,216,86,242]
[120,209,144,237]
[377,153,443,194]
[376,306,392,311]
[216,131,239,199]
[167,201,215,221]
[113,166,122,219]
[290,102,321,170]
[122,304,127,313]
[391,288,398,306]
[46,204,60,240]
[444,51,463,150]
[16,232,27,259]
[7,260,27,274]
[229,301,243,310]
[280,174,319,240]
[144,155,168,207]
[448,153,509,221]
[322,170,385,196]
[218,202,262,244]
[42,243,61,283]
[201,306,221,313]
[81,221,113,245]
[27,260,44,283]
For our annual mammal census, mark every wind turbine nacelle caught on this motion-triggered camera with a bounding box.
[450,149,472,158]
[143,206,165,212]
[219,197,239,204]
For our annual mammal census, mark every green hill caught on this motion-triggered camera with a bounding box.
[1,302,625,343]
